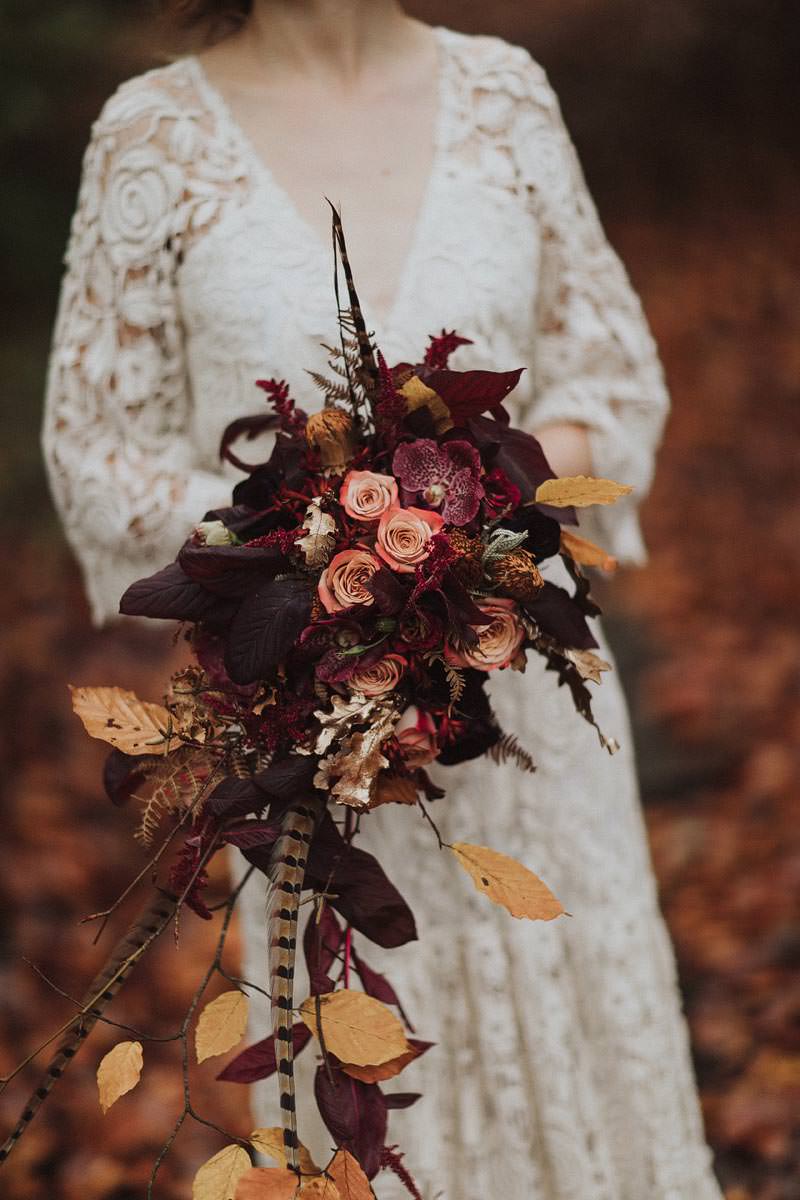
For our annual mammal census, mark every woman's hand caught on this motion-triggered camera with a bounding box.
[533,422,594,478]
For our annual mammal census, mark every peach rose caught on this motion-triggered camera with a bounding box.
[395,706,439,767]
[349,653,407,697]
[375,506,444,573]
[340,470,398,521]
[318,548,381,613]
[444,597,524,671]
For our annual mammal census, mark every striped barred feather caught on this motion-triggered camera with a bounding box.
[0,889,177,1163]
[266,796,325,1171]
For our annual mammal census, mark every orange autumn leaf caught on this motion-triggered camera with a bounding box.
[234,1167,298,1200]
[298,1179,340,1198]
[341,1039,427,1084]
[534,475,633,507]
[559,528,618,572]
[326,1150,374,1200]
[299,990,409,1067]
[69,685,177,755]
[450,842,564,921]
[370,772,419,809]
[96,1039,143,1113]
[193,1144,252,1200]
[195,990,249,1064]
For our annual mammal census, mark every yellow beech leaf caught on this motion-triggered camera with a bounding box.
[341,1040,425,1084]
[326,1150,374,1200]
[250,1128,319,1176]
[534,475,633,508]
[559,529,618,572]
[298,1179,340,1198]
[193,1145,252,1200]
[299,990,409,1067]
[400,375,453,434]
[451,843,564,921]
[195,990,250,1064]
[70,685,177,755]
[97,1040,143,1113]
[233,1168,298,1200]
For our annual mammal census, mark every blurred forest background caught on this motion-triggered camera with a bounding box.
[1,1,799,1197]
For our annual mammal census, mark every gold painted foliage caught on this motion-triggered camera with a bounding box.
[297,498,338,568]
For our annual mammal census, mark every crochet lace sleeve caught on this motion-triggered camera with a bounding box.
[512,54,670,562]
[41,75,231,624]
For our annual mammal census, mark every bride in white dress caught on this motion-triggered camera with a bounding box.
[41,2,724,1197]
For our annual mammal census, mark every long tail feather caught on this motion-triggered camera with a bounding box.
[267,796,324,1171]
[0,888,177,1164]
[327,201,380,403]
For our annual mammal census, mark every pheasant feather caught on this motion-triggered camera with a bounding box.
[266,795,325,1171]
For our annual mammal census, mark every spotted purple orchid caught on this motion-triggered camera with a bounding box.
[392,438,484,526]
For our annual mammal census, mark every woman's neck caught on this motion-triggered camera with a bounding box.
[241,0,412,85]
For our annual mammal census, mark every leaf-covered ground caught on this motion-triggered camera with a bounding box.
[0,212,797,1199]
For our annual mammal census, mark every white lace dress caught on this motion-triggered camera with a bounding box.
[41,26,723,1200]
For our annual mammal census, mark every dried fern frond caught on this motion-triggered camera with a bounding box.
[487,732,537,775]
[133,747,217,846]
[305,369,351,405]
[444,664,466,712]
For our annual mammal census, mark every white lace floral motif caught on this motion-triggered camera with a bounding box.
[42,27,722,1200]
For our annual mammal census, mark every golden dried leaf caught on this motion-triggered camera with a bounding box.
[326,1150,374,1200]
[299,990,409,1067]
[451,842,564,921]
[297,498,338,568]
[559,529,618,572]
[534,476,633,508]
[400,375,453,434]
[565,648,612,684]
[194,1145,252,1200]
[314,703,399,809]
[97,1040,143,1113]
[369,772,419,810]
[298,1179,340,1199]
[196,990,249,1064]
[233,1168,298,1200]
[250,1128,319,1176]
[341,1040,424,1083]
[70,685,177,755]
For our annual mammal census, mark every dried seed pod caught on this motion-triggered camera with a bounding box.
[447,529,484,588]
[490,548,545,602]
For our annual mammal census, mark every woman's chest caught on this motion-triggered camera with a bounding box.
[178,167,541,418]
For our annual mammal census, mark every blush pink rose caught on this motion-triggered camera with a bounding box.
[375,506,444,573]
[318,548,381,613]
[444,597,524,671]
[349,653,407,697]
[395,706,439,767]
[340,470,398,521]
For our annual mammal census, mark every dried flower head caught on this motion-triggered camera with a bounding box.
[490,549,545,603]
[305,407,355,469]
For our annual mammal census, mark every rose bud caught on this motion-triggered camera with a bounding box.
[444,597,524,671]
[318,548,381,613]
[340,470,399,521]
[395,706,440,767]
[349,653,407,697]
[375,506,444,573]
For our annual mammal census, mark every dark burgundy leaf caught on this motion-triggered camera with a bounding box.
[304,903,343,996]
[504,505,563,562]
[383,1092,422,1110]
[178,540,288,598]
[221,820,279,851]
[467,416,576,522]
[306,813,417,949]
[427,367,524,422]
[206,776,267,821]
[102,749,155,807]
[217,1022,312,1084]
[526,581,599,650]
[314,1064,387,1179]
[224,577,312,684]
[220,412,280,471]
[119,562,233,622]
[365,567,411,614]
[252,755,321,807]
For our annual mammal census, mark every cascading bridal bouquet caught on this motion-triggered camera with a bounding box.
[1,212,630,1199]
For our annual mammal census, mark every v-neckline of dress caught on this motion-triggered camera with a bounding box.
[187,25,454,334]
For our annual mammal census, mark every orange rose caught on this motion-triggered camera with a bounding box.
[349,653,407,697]
[395,706,439,767]
[318,548,381,613]
[444,597,524,671]
[375,506,444,573]
[340,470,398,521]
